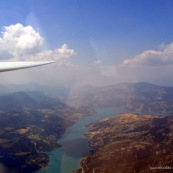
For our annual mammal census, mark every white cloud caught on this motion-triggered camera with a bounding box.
[122,42,173,66]
[0,23,76,67]
[24,44,76,67]
[0,23,43,59]
[26,44,76,62]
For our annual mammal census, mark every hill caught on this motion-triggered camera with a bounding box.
[0,91,94,173]
[74,113,173,173]
[71,82,173,114]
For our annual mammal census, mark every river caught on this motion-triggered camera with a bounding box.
[37,108,124,173]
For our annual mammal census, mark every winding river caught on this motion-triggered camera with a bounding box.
[37,108,124,173]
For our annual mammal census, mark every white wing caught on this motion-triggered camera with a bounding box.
[0,61,54,72]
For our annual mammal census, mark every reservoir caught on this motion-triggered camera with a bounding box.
[37,108,124,173]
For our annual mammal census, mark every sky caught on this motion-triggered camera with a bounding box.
[0,0,173,88]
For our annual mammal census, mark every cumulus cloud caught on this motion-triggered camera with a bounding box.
[0,23,43,59]
[122,42,173,66]
[0,23,76,67]
[25,44,76,67]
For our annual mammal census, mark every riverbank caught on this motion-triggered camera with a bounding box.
[37,108,123,173]
[74,113,173,173]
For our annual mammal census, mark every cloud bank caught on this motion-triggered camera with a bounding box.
[86,42,173,87]
[122,43,173,66]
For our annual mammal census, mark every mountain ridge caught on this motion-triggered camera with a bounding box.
[69,82,173,115]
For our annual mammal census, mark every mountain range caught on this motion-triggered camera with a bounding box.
[71,82,173,115]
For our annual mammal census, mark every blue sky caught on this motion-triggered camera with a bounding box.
[0,0,173,86]
[1,0,173,62]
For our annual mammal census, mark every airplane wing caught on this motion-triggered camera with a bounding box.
[0,61,54,72]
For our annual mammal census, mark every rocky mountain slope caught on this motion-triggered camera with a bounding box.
[71,82,173,114]
[74,113,173,173]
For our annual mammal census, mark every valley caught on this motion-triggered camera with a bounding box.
[0,82,173,173]
[0,91,94,173]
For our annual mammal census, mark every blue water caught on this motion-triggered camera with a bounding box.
[37,108,124,173]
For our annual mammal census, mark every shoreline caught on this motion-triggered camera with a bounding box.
[39,107,121,173]
[73,113,173,173]
[37,107,96,173]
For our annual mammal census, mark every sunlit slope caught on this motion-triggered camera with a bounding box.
[75,113,173,173]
